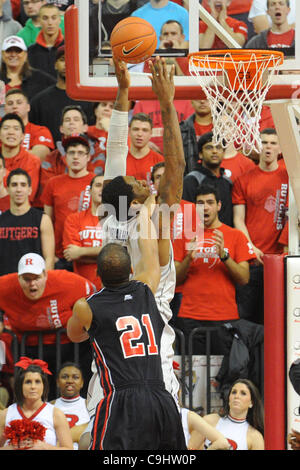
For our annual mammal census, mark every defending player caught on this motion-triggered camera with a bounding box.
[67,197,186,450]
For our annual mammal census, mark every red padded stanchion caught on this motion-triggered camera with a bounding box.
[264,254,286,450]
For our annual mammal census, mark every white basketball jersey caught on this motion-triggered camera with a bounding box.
[205,416,249,450]
[5,402,57,447]
[101,213,179,399]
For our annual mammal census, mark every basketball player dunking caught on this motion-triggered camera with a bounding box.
[98,56,186,403]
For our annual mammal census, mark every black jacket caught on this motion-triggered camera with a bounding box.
[0,67,55,102]
[216,319,264,399]
[29,85,95,144]
[182,164,233,227]
[28,39,64,78]
[179,114,199,175]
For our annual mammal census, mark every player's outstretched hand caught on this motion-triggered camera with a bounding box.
[148,56,175,106]
[113,55,130,89]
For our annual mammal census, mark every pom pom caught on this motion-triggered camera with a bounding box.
[4,419,46,448]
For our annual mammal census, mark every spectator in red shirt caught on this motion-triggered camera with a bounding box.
[132,99,194,154]
[0,155,9,214]
[245,0,295,51]
[0,252,96,399]
[232,128,289,324]
[4,88,54,161]
[0,112,41,203]
[88,101,114,149]
[199,0,248,49]
[40,105,105,199]
[174,183,256,354]
[42,134,94,270]
[180,99,214,174]
[221,142,255,183]
[126,113,164,182]
[63,175,104,290]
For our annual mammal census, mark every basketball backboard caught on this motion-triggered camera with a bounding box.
[65,0,300,102]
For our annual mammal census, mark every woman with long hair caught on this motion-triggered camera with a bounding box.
[0,35,55,101]
[200,379,264,450]
[0,357,73,450]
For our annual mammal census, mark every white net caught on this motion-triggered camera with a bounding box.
[189,50,283,155]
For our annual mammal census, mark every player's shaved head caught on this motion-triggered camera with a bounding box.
[97,243,131,287]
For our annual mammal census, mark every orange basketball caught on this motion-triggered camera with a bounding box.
[110,17,157,64]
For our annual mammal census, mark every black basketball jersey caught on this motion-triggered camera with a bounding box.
[87,280,165,394]
[0,208,43,276]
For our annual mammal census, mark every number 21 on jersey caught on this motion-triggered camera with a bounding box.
[116,315,159,359]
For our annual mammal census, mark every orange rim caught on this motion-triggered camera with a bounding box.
[188,49,284,70]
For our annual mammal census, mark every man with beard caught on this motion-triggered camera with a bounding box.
[182,131,233,227]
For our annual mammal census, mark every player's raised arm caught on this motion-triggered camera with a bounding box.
[133,195,160,294]
[148,57,186,207]
[104,57,130,184]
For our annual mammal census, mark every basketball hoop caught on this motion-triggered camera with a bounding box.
[188,49,284,155]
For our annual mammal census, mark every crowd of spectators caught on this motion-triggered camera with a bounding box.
[0,0,295,448]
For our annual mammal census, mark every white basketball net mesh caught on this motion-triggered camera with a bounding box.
[189,51,283,155]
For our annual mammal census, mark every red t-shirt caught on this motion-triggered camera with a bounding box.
[194,121,214,141]
[232,165,289,254]
[278,222,288,249]
[174,223,256,321]
[42,172,94,258]
[23,122,55,152]
[267,29,295,48]
[132,100,194,152]
[260,105,275,132]
[40,142,105,190]
[0,270,95,346]
[0,194,10,214]
[63,208,103,290]
[199,17,248,49]
[87,126,108,153]
[171,199,200,293]
[3,147,41,203]
[221,152,255,183]
[126,149,164,181]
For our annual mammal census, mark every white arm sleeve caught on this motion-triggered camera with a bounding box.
[104,109,129,180]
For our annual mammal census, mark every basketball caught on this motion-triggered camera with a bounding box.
[110,17,157,64]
